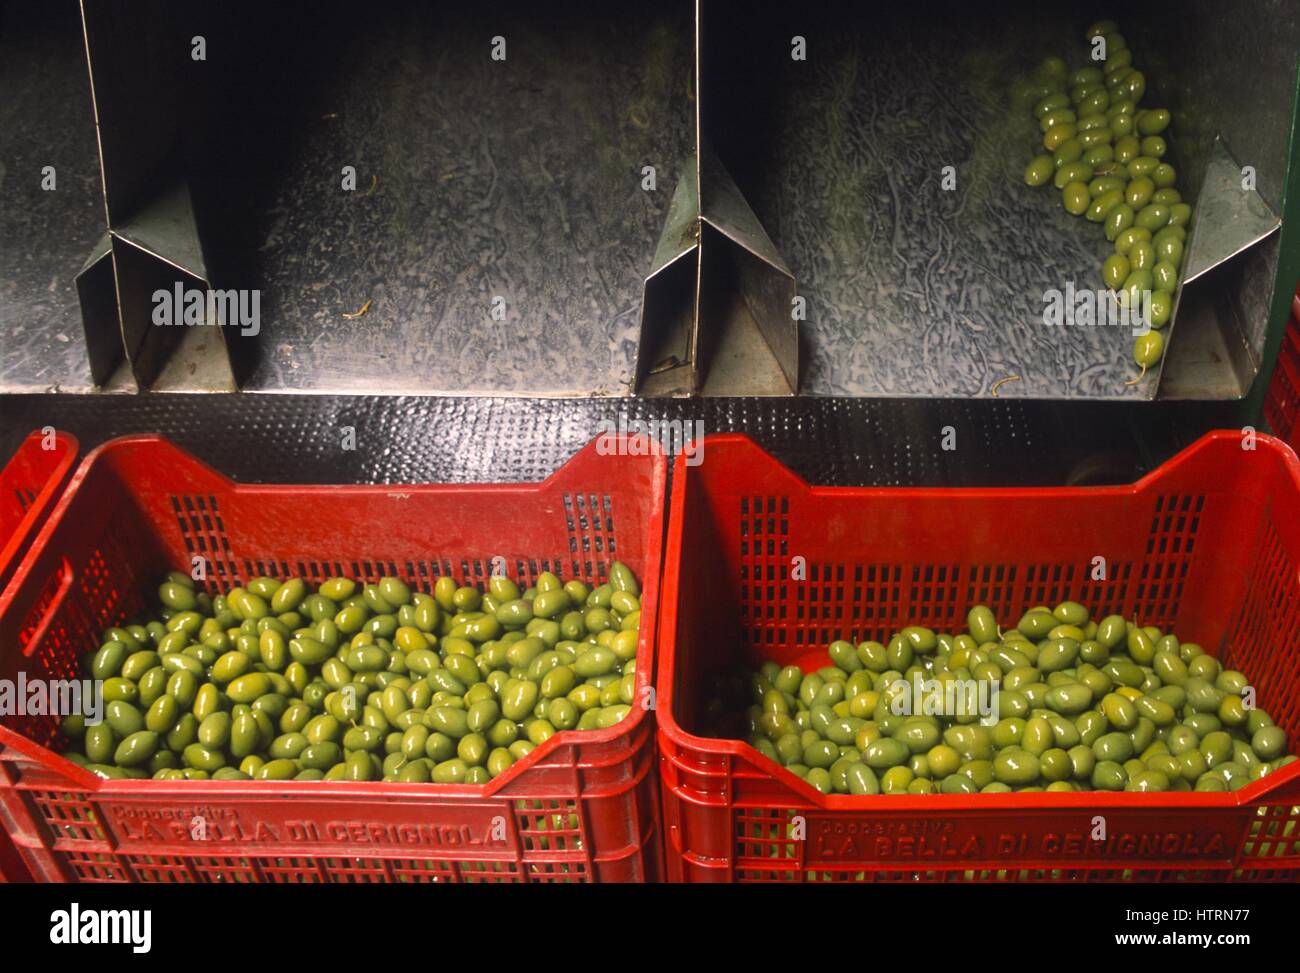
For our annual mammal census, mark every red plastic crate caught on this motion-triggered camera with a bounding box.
[0,430,77,884]
[657,431,1300,883]
[0,434,665,883]
[0,430,78,601]
[1264,304,1300,447]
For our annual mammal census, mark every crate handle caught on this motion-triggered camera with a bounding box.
[20,558,74,659]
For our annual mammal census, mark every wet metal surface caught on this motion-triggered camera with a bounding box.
[704,0,1298,400]
[3,0,1293,401]
[0,0,105,393]
[226,1,694,396]
[0,392,1237,489]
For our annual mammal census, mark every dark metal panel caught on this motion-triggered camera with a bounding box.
[73,233,121,385]
[0,0,105,393]
[79,0,188,227]
[0,392,1238,489]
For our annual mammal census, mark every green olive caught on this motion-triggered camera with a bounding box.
[1129,240,1155,273]
[1149,290,1173,328]
[1104,46,1133,73]
[1055,161,1094,190]
[1155,233,1184,267]
[1128,156,1159,179]
[1053,136,1085,165]
[1091,760,1127,791]
[1140,135,1167,159]
[1083,144,1115,169]
[1114,135,1140,164]
[1077,128,1112,150]
[1253,726,1287,761]
[1153,261,1178,293]
[1137,108,1171,136]
[159,581,197,612]
[1086,189,1123,223]
[1035,89,1071,116]
[993,749,1040,785]
[1104,203,1135,242]
[1041,108,1078,133]
[1125,177,1155,209]
[1136,204,1171,232]
[1114,226,1151,256]
[1123,71,1146,102]
[1102,254,1130,291]
[1044,123,1078,151]
[1120,269,1153,310]
[1133,331,1165,370]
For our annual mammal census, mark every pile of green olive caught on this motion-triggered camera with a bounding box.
[59,564,643,783]
[724,602,1294,795]
[1019,19,1191,376]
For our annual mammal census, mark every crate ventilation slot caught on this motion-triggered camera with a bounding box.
[564,493,615,580]
[171,495,236,587]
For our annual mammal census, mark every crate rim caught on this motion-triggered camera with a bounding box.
[0,430,78,598]
[0,431,667,800]
[684,430,1300,500]
[655,429,1300,812]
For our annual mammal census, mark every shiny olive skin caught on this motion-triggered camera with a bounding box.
[1062,182,1091,216]
[1133,330,1165,369]
[730,593,1289,798]
[1025,155,1054,187]
[1018,34,1193,379]
[63,565,646,784]
[1103,254,1130,291]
